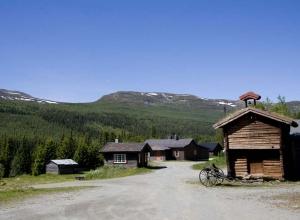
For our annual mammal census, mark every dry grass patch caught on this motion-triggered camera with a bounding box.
[267,192,300,210]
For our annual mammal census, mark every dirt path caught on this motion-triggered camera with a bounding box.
[1,161,300,220]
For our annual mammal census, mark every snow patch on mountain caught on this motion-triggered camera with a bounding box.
[145,92,158,96]
[0,89,58,104]
[218,101,237,107]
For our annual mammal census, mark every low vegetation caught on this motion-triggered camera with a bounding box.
[192,155,226,170]
[0,186,90,204]
[0,173,78,189]
[0,166,151,203]
[84,166,152,180]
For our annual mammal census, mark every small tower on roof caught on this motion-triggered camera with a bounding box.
[239,91,261,108]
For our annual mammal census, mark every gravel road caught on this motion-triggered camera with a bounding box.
[1,161,300,220]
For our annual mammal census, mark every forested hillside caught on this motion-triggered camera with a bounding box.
[0,90,299,178]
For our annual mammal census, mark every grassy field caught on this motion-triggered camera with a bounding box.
[0,174,78,189]
[0,186,90,204]
[0,166,151,203]
[84,166,152,180]
[192,155,226,170]
[0,174,81,204]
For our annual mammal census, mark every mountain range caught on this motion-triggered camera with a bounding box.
[0,88,241,109]
[0,88,299,141]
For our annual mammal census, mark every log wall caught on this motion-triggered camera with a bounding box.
[228,149,283,179]
[227,114,281,149]
[233,157,248,176]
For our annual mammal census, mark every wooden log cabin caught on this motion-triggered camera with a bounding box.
[145,138,209,161]
[214,106,298,180]
[101,142,152,168]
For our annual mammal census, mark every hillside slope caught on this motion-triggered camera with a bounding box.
[0,90,240,141]
[1,89,299,141]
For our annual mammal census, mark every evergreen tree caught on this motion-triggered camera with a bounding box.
[32,142,46,176]
[74,137,103,169]
[21,137,33,174]
[10,137,29,177]
[57,133,76,159]
[44,138,57,164]
[73,137,89,168]
[9,150,23,177]
[151,125,157,138]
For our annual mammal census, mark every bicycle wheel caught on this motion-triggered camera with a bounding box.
[199,169,217,187]
[215,168,225,185]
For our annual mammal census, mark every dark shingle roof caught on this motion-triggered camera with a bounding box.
[214,107,298,129]
[199,143,222,152]
[290,120,300,135]
[145,138,193,149]
[102,142,148,152]
[148,145,170,151]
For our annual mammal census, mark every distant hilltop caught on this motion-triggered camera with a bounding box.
[100,91,239,108]
[1,89,300,112]
[0,89,58,104]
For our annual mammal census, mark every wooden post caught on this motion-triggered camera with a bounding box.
[224,130,232,177]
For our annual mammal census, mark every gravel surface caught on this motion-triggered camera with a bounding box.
[0,161,300,220]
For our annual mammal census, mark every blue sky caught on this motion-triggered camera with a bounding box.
[0,0,299,102]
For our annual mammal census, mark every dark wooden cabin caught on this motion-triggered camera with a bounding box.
[46,159,79,175]
[148,145,170,161]
[101,142,152,167]
[214,107,298,180]
[146,139,208,161]
[199,143,223,156]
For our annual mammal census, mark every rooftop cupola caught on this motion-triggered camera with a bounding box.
[239,91,261,108]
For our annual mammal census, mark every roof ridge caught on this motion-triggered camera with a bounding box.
[214,107,298,129]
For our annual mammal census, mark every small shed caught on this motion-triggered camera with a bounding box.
[146,139,209,161]
[214,107,298,180]
[101,142,152,167]
[199,143,223,156]
[46,159,79,175]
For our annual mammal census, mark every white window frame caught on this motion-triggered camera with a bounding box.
[113,154,127,164]
[175,150,179,157]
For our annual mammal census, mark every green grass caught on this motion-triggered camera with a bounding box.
[192,155,226,170]
[0,166,151,203]
[0,186,90,204]
[0,174,78,190]
[84,166,152,180]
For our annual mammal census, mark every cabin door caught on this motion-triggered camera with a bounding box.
[249,159,263,176]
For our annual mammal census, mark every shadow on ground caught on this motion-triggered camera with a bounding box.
[147,166,167,170]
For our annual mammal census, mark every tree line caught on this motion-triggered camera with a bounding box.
[256,95,300,118]
[0,130,129,178]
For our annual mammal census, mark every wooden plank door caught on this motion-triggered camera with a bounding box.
[249,160,263,176]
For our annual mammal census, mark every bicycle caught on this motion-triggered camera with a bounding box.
[199,164,225,187]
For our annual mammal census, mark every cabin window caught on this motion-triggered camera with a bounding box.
[194,150,197,156]
[113,154,126,164]
[175,151,179,157]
